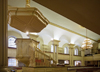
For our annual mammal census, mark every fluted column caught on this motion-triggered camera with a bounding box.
[81,50,85,66]
[68,44,75,66]
[51,40,60,64]
[0,0,9,72]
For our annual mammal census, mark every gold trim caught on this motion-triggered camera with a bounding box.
[50,22,96,42]
[26,0,30,7]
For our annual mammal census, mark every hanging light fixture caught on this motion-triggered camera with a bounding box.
[81,29,93,49]
[8,0,49,33]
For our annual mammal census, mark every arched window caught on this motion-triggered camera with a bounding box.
[75,48,78,55]
[8,37,16,48]
[51,45,53,52]
[64,47,69,54]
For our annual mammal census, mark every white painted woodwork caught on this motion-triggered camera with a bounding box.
[8,6,49,32]
[16,38,56,67]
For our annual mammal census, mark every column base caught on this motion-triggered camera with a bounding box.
[0,67,10,72]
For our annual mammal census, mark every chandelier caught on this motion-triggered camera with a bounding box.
[81,29,93,49]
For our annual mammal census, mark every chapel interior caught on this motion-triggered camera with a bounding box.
[0,0,100,72]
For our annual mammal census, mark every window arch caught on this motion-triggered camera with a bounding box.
[8,36,16,48]
[74,48,78,55]
[64,47,69,54]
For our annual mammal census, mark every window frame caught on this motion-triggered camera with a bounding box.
[8,36,16,48]
[74,48,78,55]
[64,60,69,65]
[64,47,69,54]
[74,60,81,66]
[51,45,53,52]
[8,57,18,67]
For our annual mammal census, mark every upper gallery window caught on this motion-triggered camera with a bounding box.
[8,37,16,48]
[64,47,69,54]
[74,48,78,55]
[51,45,53,52]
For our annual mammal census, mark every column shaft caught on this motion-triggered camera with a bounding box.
[69,44,75,66]
[53,45,55,60]
[69,48,72,66]
[0,0,8,72]
[81,50,85,66]
[71,48,74,66]
[56,45,58,63]
[0,0,8,67]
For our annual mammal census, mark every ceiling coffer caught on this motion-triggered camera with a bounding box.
[8,1,49,32]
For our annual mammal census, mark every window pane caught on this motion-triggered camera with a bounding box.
[75,48,78,55]
[75,61,81,66]
[8,58,17,66]
[51,60,53,64]
[51,45,53,52]
[8,37,16,48]
[55,46,56,53]
[64,47,69,54]
[64,48,67,54]
[64,60,69,64]
[66,47,69,54]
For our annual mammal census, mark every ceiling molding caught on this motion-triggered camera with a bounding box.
[50,22,96,42]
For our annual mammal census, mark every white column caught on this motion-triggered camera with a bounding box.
[53,44,55,60]
[69,48,72,66]
[81,50,85,66]
[71,48,74,66]
[68,44,75,66]
[56,45,58,63]
[0,0,9,72]
[51,40,60,64]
